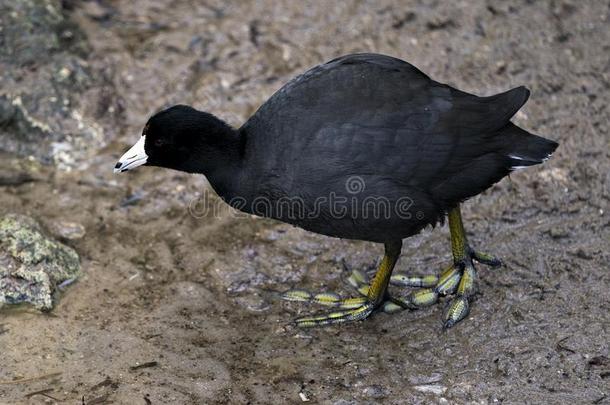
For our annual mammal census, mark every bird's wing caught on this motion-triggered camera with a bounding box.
[242,54,528,205]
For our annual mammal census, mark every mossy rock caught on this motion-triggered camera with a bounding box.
[0,213,80,310]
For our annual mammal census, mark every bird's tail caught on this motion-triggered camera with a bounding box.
[499,123,559,170]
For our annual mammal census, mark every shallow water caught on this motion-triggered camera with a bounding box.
[0,0,608,403]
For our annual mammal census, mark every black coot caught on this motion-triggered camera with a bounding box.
[115,53,558,328]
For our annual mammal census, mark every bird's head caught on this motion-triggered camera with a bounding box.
[114,105,237,175]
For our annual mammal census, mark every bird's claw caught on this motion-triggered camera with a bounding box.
[391,247,500,328]
[281,247,500,328]
[281,264,400,327]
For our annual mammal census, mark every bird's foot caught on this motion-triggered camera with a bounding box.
[391,247,501,328]
[281,267,401,327]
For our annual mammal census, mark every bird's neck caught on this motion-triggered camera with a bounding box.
[194,124,246,202]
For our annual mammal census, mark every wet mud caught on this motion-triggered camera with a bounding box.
[0,1,608,403]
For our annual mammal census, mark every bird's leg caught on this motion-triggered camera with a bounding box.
[281,240,402,327]
[443,206,477,328]
[390,205,501,328]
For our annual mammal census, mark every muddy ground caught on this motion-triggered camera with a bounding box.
[1,0,609,404]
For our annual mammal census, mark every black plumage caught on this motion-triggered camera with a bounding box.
[115,53,559,328]
[131,54,556,242]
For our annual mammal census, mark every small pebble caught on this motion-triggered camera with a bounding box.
[548,228,569,239]
[408,372,443,385]
[362,384,388,399]
[51,221,86,240]
[234,293,270,312]
[413,384,447,395]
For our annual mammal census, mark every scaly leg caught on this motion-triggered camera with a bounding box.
[281,240,402,327]
[390,205,501,328]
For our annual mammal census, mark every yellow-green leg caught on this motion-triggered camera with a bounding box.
[281,240,402,327]
[390,204,501,328]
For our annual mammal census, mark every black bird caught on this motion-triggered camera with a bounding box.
[115,53,558,328]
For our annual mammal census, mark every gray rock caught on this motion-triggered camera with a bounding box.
[0,213,80,310]
[0,151,43,186]
[0,0,122,169]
